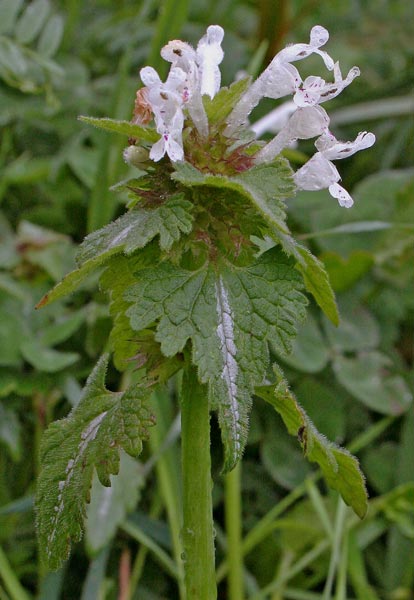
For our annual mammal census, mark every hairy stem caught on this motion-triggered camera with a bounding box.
[181,365,216,600]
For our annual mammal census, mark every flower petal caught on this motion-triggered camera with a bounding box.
[196,25,224,98]
[316,131,376,160]
[329,182,354,208]
[294,153,340,190]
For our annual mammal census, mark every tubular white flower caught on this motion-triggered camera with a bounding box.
[294,130,376,207]
[294,152,340,191]
[294,63,360,107]
[139,67,187,162]
[161,38,209,137]
[225,25,334,135]
[196,25,224,99]
[150,108,185,162]
[315,130,376,159]
[255,105,330,163]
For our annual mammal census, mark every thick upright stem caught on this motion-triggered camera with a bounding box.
[181,365,217,600]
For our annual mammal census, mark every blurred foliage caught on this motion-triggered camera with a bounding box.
[0,0,413,598]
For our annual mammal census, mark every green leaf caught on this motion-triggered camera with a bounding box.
[100,251,158,371]
[320,250,374,292]
[20,339,79,372]
[37,14,64,58]
[36,197,192,308]
[78,194,193,262]
[323,304,379,352]
[86,452,145,555]
[126,247,307,470]
[296,378,346,442]
[15,0,50,44]
[0,403,21,461]
[333,352,412,415]
[78,116,159,143]
[36,355,155,569]
[203,77,252,125]
[256,368,368,518]
[0,0,24,34]
[295,246,339,326]
[172,158,294,235]
[273,313,329,374]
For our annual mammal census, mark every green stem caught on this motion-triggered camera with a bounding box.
[224,462,244,600]
[0,546,31,600]
[181,365,216,600]
[150,388,185,600]
[323,498,347,600]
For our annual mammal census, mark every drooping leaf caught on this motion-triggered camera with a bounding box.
[125,247,307,470]
[294,245,339,326]
[78,116,159,143]
[36,196,193,308]
[36,354,155,569]
[256,367,368,518]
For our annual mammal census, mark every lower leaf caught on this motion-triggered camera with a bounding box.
[256,366,368,518]
[36,354,155,569]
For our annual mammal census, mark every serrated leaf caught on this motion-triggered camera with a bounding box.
[125,247,307,470]
[78,194,193,263]
[100,251,161,371]
[36,197,192,308]
[203,77,252,125]
[172,159,294,236]
[78,116,159,143]
[36,355,155,569]
[256,370,368,519]
[86,452,145,555]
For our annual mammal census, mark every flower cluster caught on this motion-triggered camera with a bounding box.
[126,25,375,207]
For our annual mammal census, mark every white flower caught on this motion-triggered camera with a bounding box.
[140,66,187,162]
[160,37,209,137]
[294,130,376,207]
[196,25,224,99]
[255,105,330,163]
[149,108,185,162]
[225,26,334,135]
[315,130,376,159]
[293,63,360,107]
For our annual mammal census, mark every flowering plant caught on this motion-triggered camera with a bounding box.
[36,25,375,598]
